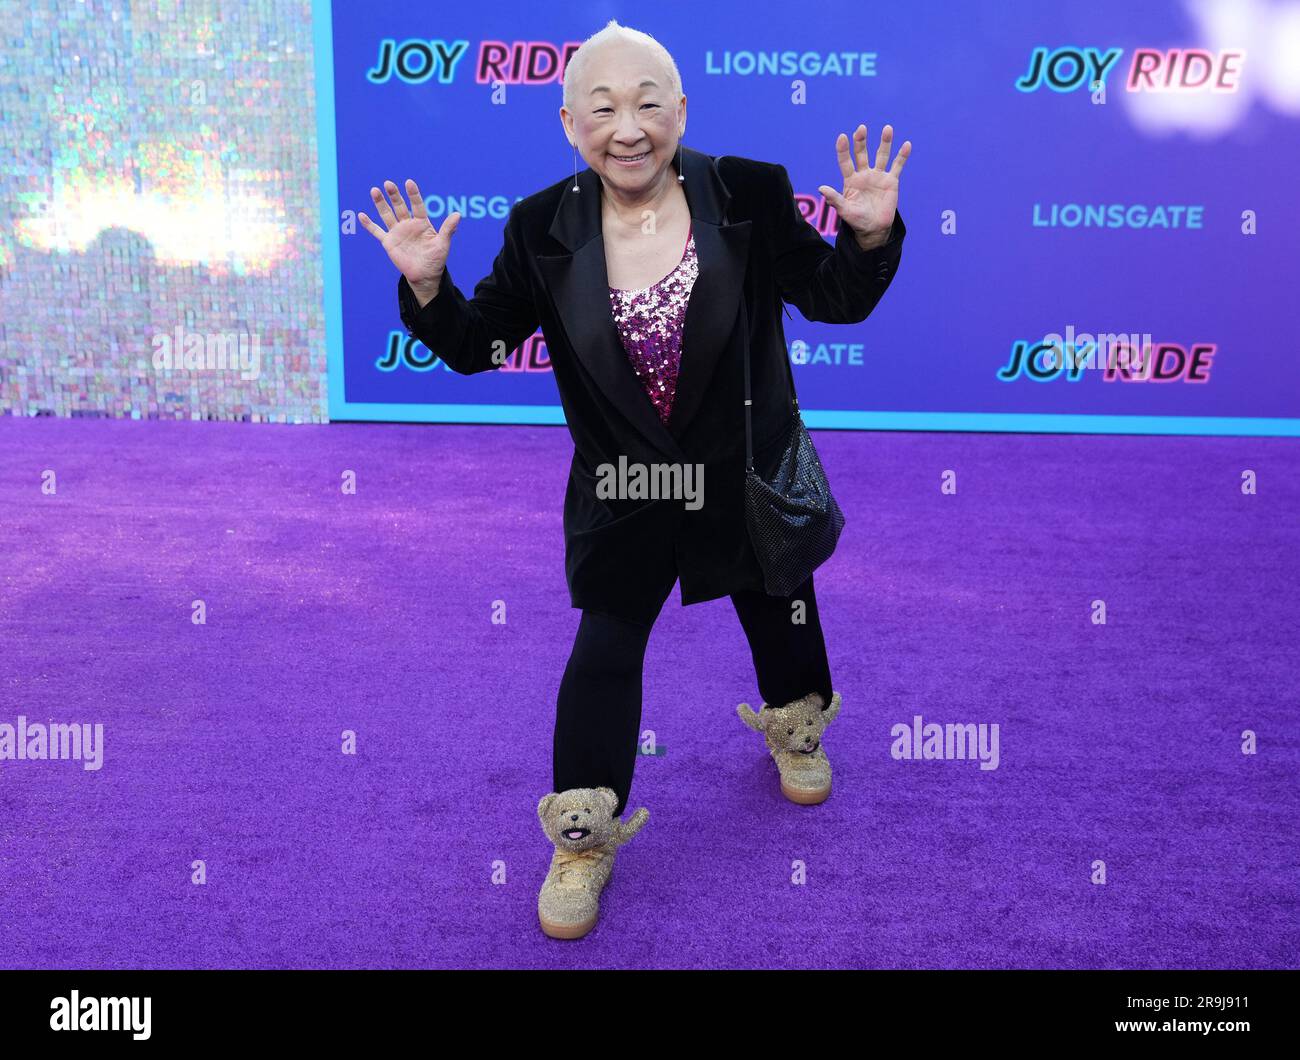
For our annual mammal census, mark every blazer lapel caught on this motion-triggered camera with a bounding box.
[537,145,751,462]
[666,213,751,444]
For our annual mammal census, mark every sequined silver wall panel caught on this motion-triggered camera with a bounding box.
[0,1,326,423]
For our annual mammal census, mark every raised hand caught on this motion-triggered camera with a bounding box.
[818,124,910,249]
[358,179,459,297]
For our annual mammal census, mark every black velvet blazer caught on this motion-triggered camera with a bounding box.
[398,144,905,624]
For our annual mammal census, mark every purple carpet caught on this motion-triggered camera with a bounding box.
[0,415,1296,969]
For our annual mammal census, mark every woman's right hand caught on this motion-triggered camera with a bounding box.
[359,179,460,301]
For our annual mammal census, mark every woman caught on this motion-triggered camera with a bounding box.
[359,20,909,939]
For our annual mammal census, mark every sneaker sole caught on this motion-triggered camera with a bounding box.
[537,865,613,939]
[781,778,831,804]
[538,911,599,939]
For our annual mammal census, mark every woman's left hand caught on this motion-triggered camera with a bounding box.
[818,124,911,250]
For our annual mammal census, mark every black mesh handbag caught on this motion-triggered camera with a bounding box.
[740,303,846,597]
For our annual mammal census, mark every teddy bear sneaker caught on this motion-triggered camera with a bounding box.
[536,786,649,939]
[737,691,842,804]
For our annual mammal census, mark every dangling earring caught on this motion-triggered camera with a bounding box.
[571,142,580,193]
[677,138,684,183]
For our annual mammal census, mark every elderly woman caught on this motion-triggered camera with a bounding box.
[360,20,908,940]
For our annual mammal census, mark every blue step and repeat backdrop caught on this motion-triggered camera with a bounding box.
[315,0,1300,435]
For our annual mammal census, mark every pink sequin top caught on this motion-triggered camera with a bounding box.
[608,223,698,425]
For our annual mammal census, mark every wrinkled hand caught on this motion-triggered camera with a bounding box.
[818,125,910,250]
[358,178,460,294]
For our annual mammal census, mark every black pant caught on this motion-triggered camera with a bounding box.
[552,574,833,818]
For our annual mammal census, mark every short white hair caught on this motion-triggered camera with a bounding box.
[562,20,683,112]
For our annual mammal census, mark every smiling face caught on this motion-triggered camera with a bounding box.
[538,787,619,851]
[560,39,685,199]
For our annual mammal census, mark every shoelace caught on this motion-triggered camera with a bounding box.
[550,846,613,890]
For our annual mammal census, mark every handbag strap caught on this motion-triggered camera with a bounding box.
[722,153,797,473]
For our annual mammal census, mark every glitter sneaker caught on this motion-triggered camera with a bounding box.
[536,786,649,939]
[737,691,841,804]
